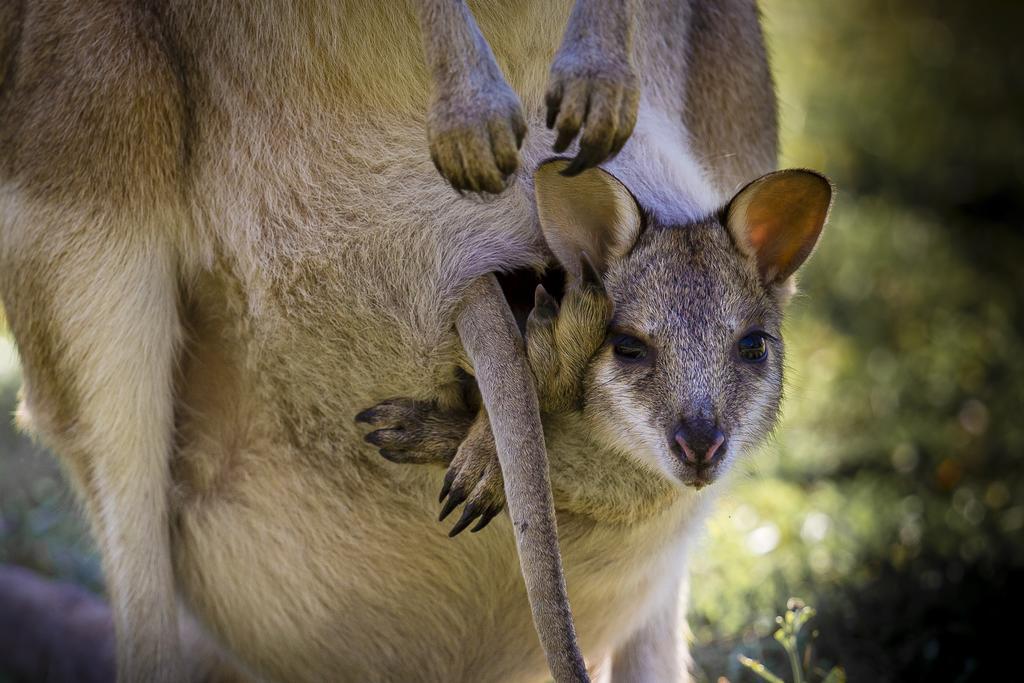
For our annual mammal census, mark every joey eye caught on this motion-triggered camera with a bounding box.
[612,335,648,362]
[737,332,769,362]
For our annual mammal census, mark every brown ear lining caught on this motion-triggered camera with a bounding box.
[727,169,833,284]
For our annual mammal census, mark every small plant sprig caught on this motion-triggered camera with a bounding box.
[738,599,845,683]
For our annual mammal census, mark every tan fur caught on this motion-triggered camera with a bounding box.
[0,1,787,681]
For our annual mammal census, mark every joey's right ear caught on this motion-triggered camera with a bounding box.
[726,169,833,286]
[534,159,643,278]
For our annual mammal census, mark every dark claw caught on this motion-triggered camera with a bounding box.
[533,285,559,318]
[553,125,577,154]
[379,449,407,464]
[438,486,467,522]
[559,158,585,177]
[514,114,528,149]
[495,151,518,178]
[545,89,562,129]
[364,430,391,446]
[609,131,629,159]
[439,469,456,503]
[567,110,619,175]
[561,142,606,177]
[448,502,480,537]
[470,506,502,533]
[354,408,378,424]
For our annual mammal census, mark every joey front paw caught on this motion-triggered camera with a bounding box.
[438,413,505,537]
[428,81,527,195]
[545,53,640,176]
[356,398,474,465]
[526,256,613,412]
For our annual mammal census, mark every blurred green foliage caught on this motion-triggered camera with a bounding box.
[738,600,845,683]
[1,0,1021,681]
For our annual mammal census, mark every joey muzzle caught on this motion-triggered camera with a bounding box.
[670,417,728,488]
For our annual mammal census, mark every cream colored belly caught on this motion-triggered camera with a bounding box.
[170,429,693,682]
[172,442,532,681]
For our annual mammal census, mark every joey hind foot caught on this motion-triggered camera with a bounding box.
[428,79,527,195]
[357,398,505,536]
[545,49,639,176]
[356,398,474,465]
[438,410,505,537]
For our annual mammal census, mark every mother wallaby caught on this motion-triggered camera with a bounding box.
[0,1,829,681]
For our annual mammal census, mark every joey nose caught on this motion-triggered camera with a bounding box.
[673,423,726,465]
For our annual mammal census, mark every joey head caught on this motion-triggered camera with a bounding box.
[360,159,832,532]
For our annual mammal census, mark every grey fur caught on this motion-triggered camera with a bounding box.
[418,0,528,194]
[0,1,811,681]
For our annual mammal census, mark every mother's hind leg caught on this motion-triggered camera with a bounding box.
[2,208,185,681]
[0,3,196,678]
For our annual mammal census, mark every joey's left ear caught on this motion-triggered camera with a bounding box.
[726,169,833,285]
[534,158,643,279]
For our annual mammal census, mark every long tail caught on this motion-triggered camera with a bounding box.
[455,275,588,683]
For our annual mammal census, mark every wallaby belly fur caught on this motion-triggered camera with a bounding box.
[0,1,777,680]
